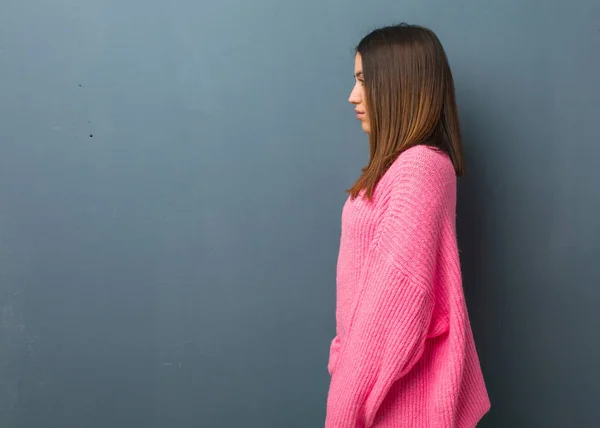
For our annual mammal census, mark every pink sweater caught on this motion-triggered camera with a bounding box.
[326,145,490,427]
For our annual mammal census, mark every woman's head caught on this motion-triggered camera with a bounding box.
[348,23,465,199]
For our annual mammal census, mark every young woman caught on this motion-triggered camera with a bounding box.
[325,24,490,427]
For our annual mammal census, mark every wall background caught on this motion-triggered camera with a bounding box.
[1,1,598,426]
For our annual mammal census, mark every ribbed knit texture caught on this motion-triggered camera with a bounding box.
[326,145,490,428]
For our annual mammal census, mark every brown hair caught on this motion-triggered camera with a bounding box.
[348,23,465,200]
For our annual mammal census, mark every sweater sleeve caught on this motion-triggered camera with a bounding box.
[325,151,454,428]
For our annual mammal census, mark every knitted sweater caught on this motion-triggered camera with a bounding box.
[326,145,490,427]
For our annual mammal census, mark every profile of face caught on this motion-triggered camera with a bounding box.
[349,53,370,134]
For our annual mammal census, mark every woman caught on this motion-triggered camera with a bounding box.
[325,24,490,427]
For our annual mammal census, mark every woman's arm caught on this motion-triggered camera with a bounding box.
[325,149,455,427]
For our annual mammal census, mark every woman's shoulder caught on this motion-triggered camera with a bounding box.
[393,145,454,176]
[380,144,456,191]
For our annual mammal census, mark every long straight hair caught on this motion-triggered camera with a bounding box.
[348,23,465,200]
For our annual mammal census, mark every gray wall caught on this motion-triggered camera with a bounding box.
[0,1,598,427]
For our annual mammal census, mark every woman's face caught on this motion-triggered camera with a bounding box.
[349,53,370,134]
